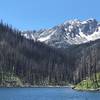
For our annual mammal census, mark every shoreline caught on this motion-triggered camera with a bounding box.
[0,85,74,88]
[72,87,100,92]
[0,85,99,92]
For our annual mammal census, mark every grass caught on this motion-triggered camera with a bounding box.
[0,72,23,87]
[74,73,100,91]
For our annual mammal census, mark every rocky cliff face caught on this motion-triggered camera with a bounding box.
[22,18,100,48]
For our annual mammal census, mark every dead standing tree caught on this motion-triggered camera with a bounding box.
[90,45,98,88]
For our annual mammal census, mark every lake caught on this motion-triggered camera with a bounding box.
[0,87,100,100]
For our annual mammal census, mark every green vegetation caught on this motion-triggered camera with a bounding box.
[0,72,23,87]
[74,73,100,91]
[0,21,100,87]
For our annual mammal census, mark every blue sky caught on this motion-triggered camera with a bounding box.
[0,0,99,30]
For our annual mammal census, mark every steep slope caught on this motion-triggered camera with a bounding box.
[0,21,100,88]
[0,22,71,86]
[22,18,100,48]
[69,39,100,84]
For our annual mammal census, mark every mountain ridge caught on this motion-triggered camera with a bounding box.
[22,18,100,48]
[0,21,100,89]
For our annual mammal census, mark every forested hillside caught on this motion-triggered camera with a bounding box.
[69,40,100,83]
[0,21,70,86]
[0,21,100,88]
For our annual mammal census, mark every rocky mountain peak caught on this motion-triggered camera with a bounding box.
[22,18,100,48]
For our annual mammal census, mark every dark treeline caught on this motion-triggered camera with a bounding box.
[0,21,100,86]
[69,40,100,85]
[0,21,71,86]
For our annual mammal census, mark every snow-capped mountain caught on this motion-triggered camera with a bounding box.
[22,18,100,48]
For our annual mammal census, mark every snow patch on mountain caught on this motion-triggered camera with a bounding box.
[22,18,100,48]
